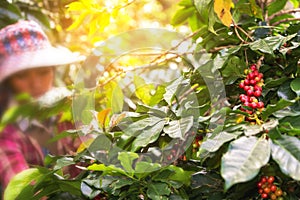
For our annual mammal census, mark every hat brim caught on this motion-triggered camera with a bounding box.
[0,45,84,82]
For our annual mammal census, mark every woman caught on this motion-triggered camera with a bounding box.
[0,20,82,194]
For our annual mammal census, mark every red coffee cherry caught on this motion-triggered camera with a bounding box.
[268,176,275,184]
[239,81,245,89]
[270,185,277,192]
[261,193,268,198]
[244,79,250,85]
[250,64,257,71]
[257,101,264,108]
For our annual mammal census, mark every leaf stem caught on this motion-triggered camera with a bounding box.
[232,20,254,43]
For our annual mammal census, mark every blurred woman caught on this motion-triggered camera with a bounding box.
[0,20,82,195]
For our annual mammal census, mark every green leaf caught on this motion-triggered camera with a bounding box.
[280,41,300,55]
[123,116,162,136]
[289,0,299,8]
[188,13,202,31]
[136,104,167,118]
[249,0,263,19]
[32,184,60,199]
[135,162,161,179]
[167,165,194,186]
[178,0,194,7]
[201,131,242,152]
[221,56,244,84]
[278,121,300,136]
[147,182,171,200]
[88,134,112,154]
[163,116,194,139]
[134,75,156,105]
[57,181,82,197]
[118,152,139,174]
[249,35,285,54]
[152,169,174,182]
[81,181,100,199]
[221,136,270,190]
[149,85,166,106]
[4,168,45,200]
[191,170,222,189]
[111,178,134,190]
[0,1,22,23]
[26,8,50,29]
[244,119,279,136]
[194,0,213,22]
[280,114,300,129]
[271,135,300,180]
[105,81,124,114]
[54,157,75,171]
[171,7,195,26]
[261,98,295,120]
[267,0,287,16]
[290,78,300,96]
[194,0,216,33]
[87,164,127,176]
[163,77,184,105]
[112,84,124,113]
[72,89,94,124]
[277,80,296,100]
[264,77,289,88]
[132,119,165,151]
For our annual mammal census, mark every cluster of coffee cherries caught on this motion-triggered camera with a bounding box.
[239,63,264,113]
[192,135,203,152]
[257,176,284,199]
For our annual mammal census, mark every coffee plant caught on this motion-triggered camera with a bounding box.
[2,0,300,199]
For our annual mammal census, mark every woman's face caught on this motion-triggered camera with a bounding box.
[8,67,54,98]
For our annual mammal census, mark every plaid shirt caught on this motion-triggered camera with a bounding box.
[0,124,44,189]
[0,119,78,193]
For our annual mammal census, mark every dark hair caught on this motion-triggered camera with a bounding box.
[0,81,10,118]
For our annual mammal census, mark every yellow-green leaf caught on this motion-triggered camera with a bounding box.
[97,108,111,129]
[67,11,89,31]
[67,2,84,11]
[76,138,95,153]
[214,0,233,27]
[4,168,44,200]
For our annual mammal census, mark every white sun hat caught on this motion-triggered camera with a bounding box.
[0,20,83,83]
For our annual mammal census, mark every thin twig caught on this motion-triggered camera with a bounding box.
[245,49,248,66]
[236,24,254,41]
[92,28,241,91]
[232,20,254,42]
[117,0,136,10]
[257,0,268,22]
[95,52,183,90]
[150,29,202,64]
[268,8,300,22]
[271,17,300,26]
[208,45,237,53]
[87,51,195,57]
[234,24,246,43]
[263,0,268,22]
[256,55,264,69]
